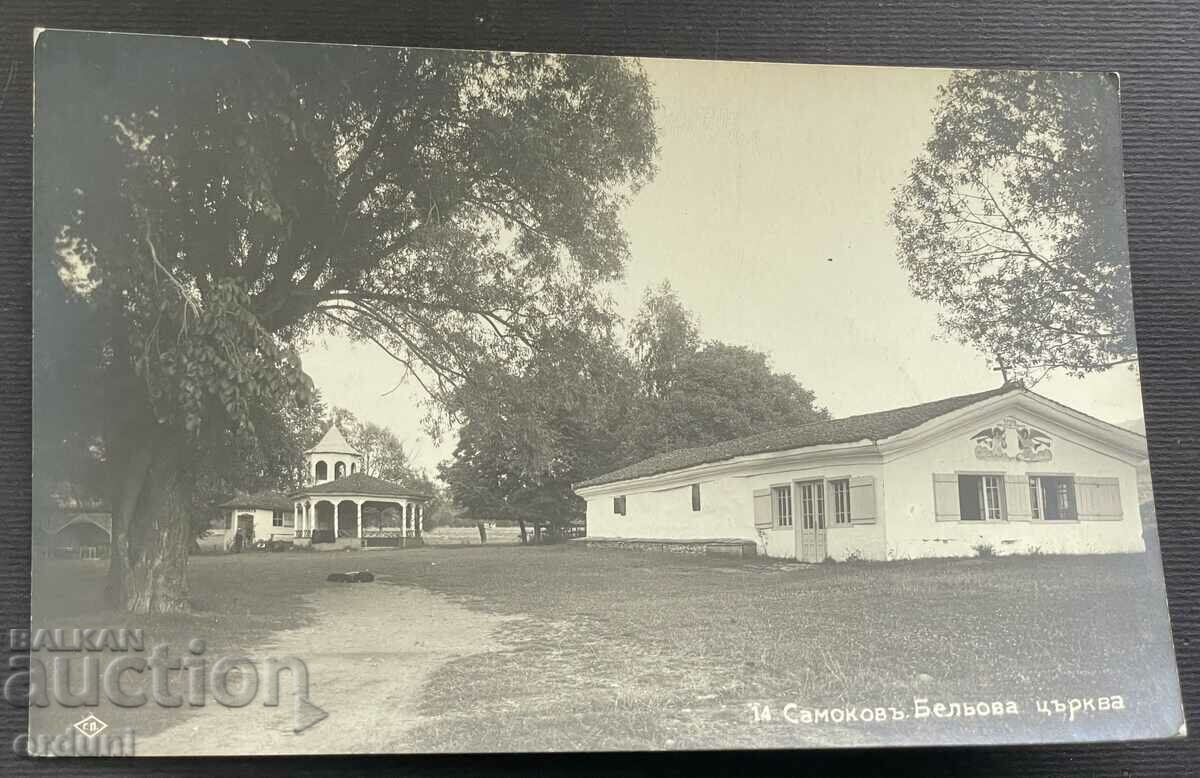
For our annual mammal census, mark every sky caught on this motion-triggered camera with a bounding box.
[303,56,1147,478]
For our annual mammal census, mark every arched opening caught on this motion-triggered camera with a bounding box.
[350,461,358,474]
[315,460,328,482]
[53,519,111,558]
[334,461,346,479]
[313,501,336,542]
[336,500,358,538]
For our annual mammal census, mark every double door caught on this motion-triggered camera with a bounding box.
[795,480,827,563]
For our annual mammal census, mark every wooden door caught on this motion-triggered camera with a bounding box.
[796,480,827,562]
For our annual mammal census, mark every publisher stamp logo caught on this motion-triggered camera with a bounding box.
[72,713,108,738]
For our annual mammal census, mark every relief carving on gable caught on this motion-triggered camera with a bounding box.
[971,417,1053,462]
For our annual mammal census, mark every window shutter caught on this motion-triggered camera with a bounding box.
[933,474,960,522]
[1076,477,1123,520]
[848,476,876,523]
[753,489,772,529]
[1004,475,1031,521]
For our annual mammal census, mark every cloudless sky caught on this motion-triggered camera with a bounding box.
[303,56,1147,477]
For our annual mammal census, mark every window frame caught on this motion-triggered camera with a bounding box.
[771,484,793,528]
[613,496,627,516]
[1029,474,1078,521]
[956,472,1007,522]
[829,478,851,526]
[272,510,285,527]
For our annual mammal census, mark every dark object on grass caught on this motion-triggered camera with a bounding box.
[327,570,375,583]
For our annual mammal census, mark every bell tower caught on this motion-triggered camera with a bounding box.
[305,424,362,484]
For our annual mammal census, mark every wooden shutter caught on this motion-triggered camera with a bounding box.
[848,476,876,523]
[1076,477,1123,520]
[753,489,772,529]
[1004,475,1031,521]
[933,474,960,522]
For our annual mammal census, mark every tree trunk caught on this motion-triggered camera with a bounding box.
[107,421,193,614]
[517,519,528,545]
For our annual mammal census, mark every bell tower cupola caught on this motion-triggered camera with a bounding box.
[305,424,362,484]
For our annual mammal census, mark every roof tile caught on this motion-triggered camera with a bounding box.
[576,385,1016,489]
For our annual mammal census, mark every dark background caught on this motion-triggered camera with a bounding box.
[1,1,1197,775]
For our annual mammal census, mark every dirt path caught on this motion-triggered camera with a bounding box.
[137,580,511,755]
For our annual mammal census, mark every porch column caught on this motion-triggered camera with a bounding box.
[356,500,363,538]
[417,504,424,536]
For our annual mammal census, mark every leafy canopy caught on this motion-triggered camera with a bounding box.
[36,31,658,447]
[890,70,1134,380]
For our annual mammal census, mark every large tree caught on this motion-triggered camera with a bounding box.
[631,342,828,457]
[35,32,656,611]
[625,284,827,458]
[890,70,1134,381]
[440,325,639,535]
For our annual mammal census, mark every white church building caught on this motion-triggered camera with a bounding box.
[574,385,1150,561]
[221,424,432,550]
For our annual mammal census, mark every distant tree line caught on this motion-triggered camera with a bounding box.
[439,282,829,535]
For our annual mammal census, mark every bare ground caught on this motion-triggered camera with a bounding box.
[136,580,513,755]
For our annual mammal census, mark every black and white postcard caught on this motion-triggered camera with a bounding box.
[26,29,1185,755]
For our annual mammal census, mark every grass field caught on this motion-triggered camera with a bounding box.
[28,544,1180,751]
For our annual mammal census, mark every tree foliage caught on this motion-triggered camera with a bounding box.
[323,407,427,486]
[34,31,657,611]
[440,326,638,531]
[630,341,828,458]
[628,281,700,398]
[442,284,828,527]
[890,70,1134,380]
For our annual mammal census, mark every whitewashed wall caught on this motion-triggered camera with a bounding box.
[586,477,751,543]
[882,413,1145,559]
[223,508,294,547]
[584,458,887,561]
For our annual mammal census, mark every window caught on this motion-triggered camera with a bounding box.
[957,474,1005,521]
[1029,476,1077,520]
[613,496,626,516]
[772,485,793,527]
[272,510,285,527]
[830,479,851,525]
[691,484,701,512]
[315,460,328,481]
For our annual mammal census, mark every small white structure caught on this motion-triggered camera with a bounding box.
[306,424,362,483]
[219,490,296,550]
[292,471,431,548]
[574,386,1150,561]
[220,424,433,550]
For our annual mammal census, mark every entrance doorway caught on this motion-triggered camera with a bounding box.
[796,480,827,562]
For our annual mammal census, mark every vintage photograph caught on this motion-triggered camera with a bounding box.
[28,29,1183,754]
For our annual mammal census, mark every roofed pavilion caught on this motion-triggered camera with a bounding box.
[292,472,433,547]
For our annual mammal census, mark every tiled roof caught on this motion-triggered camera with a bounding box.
[576,385,1018,489]
[294,472,432,500]
[219,489,296,511]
